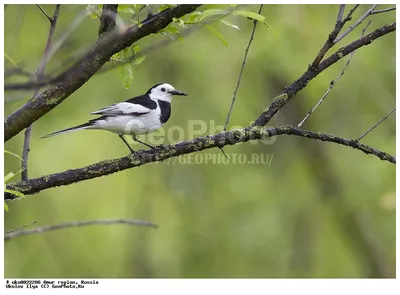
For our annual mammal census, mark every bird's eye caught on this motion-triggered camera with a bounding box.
[161,88,166,92]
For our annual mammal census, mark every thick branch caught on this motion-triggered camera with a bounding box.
[4,4,201,142]
[251,22,396,128]
[4,219,157,241]
[5,126,395,199]
[98,4,118,36]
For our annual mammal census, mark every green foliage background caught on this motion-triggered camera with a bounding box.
[4,4,396,278]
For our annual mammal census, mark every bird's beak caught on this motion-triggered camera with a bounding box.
[170,90,188,96]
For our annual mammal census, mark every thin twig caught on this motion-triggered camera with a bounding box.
[36,4,52,22]
[224,4,263,131]
[21,5,60,181]
[370,7,396,15]
[4,219,157,241]
[356,108,396,141]
[343,4,360,22]
[4,220,38,234]
[298,21,372,128]
[334,4,378,44]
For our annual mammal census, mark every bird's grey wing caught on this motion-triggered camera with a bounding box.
[90,102,151,116]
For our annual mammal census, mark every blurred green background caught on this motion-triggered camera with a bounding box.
[4,4,396,278]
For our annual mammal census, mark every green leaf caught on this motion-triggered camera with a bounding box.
[232,10,266,23]
[119,7,135,14]
[4,172,15,183]
[4,189,26,199]
[219,19,240,30]
[132,4,140,12]
[202,24,228,47]
[188,11,202,23]
[4,150,23,161]
[4,169,23,183]
[4,202,9,212]
[131,55,146,66]
[159,4,176,12]
[199,9,229,21]
[4,52,17,67]
[86,4,101,19]
[160,26,184,41]
[132,44,140,54]
[119,64,134,89]
[173,17,186,28]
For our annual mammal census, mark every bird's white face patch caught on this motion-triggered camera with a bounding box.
[150,83,176,102]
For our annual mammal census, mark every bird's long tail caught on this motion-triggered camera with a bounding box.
[41,122,93,138]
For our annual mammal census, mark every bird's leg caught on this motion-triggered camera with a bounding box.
[118,134,135,153]
[132,135,155,149]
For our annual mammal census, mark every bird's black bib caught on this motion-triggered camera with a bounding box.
[158,100,171,124]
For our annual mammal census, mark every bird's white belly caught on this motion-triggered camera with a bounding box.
[93,113,162,135]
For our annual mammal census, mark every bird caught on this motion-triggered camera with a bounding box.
[42,83,188,153]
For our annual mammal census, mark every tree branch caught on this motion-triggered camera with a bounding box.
[5,220,38,234]
[36,4,52,22]
[22,4,60,181]
[251,22,396,128]
[297,20,372,128]
[224,4,263,131]
[4,219,157,241]
[343,4,360,22]
[5,125,395,199]
[356,108,396,141]
[370,7,396,15]
[310,4,346,68]
[98,4,118,36]
[334,4,378,44]
[4,4,201,142]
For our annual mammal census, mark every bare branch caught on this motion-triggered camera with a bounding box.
[251,22,396,128]
[4,5,201,142]
[36,4,52,22]
[334,4,378,44]
[343,4,360,22]
[5,220,38,234]
[4,219,157,241]
[98,4,118,36]
[310,4,347,68]
[370,7,396,15]
[22,4,61,181]
[298,20,372,128]
[5,125,395,199]
[337,4,345,23]
[356,108,396,141]
[224,4,263,131]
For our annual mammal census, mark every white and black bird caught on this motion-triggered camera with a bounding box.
[42,83,187,153]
